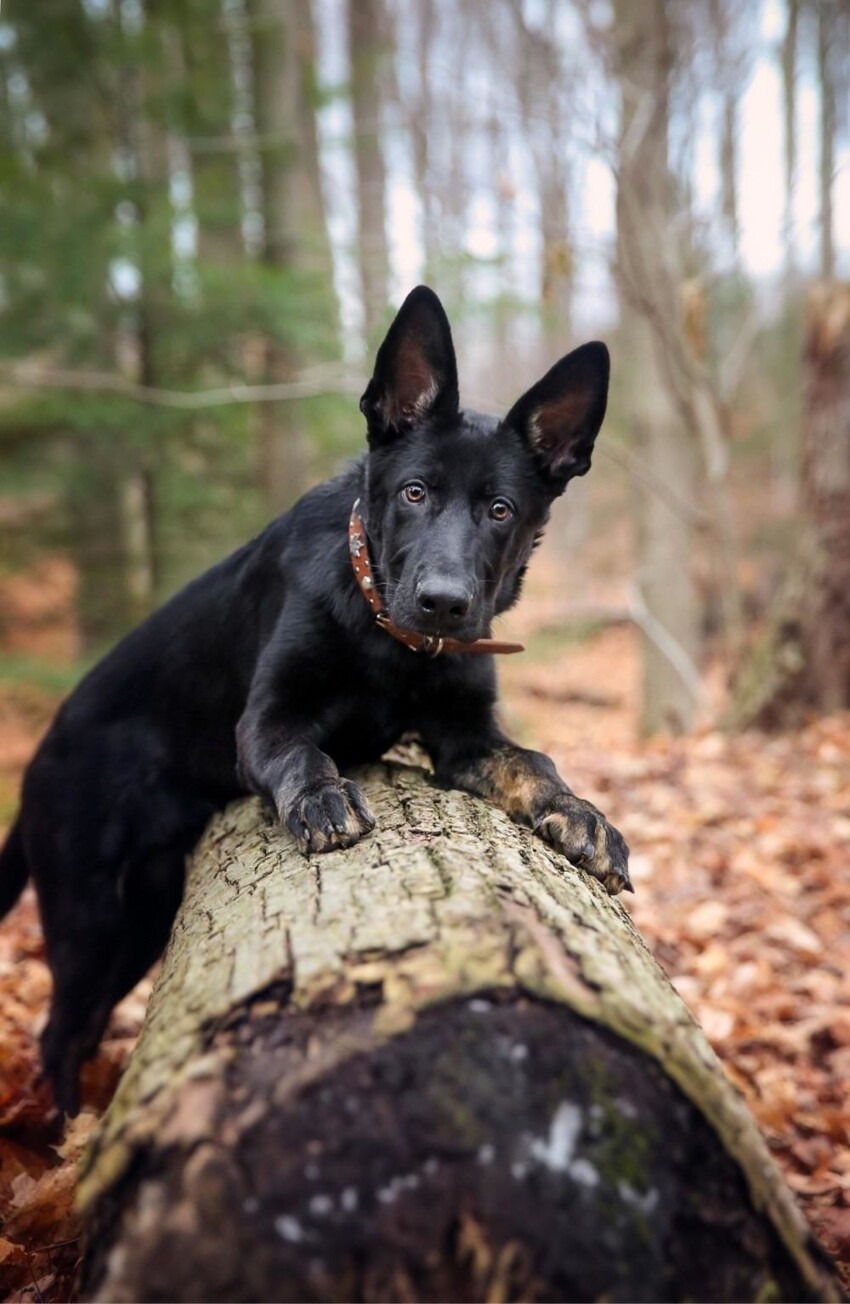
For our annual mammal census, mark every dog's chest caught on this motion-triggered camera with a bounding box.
[322,655,430,767]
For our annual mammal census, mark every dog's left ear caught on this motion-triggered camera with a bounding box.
[504,342,610,491]
[360,286,459,443]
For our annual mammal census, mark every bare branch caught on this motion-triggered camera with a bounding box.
[1,363,712,535]
[0,364,362,410]
[628,583,702,703]
[599,442,709,528]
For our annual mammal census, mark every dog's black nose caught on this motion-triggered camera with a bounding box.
[416,580,472,626]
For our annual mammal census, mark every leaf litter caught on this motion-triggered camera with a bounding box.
[0,622,848,1297]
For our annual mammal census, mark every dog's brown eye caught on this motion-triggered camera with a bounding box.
[490,498,514,522]
[402,482,426,504]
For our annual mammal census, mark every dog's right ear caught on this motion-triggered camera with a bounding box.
[360,286,459,443]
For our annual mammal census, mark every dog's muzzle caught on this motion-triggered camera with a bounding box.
[348,500,524,657]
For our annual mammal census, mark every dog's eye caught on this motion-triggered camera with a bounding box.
[489,498,514,522]
[401,482,427,504]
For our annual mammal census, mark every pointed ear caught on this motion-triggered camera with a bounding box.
[504,342,610,490]
[360,286,459,443]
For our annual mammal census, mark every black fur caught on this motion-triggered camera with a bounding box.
[0,286,629,1116]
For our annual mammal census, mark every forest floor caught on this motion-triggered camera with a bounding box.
[0,559,849,1299]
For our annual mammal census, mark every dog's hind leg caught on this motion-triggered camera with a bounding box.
[40,885,129,1118]
[40,843,188,1117]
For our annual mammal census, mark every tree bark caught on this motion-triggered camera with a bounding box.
[781,0,799,280]
[347,0,391,345]
[250,0,336,511]
[407,0,437,284]
[77,762,836,1303]
[732,282,850,728]
[612,0,703,735]
[817,0,837,282]
[709,0,742,265]
[508,1,573,333]
[117,4,170,619]
[66,445,138,650]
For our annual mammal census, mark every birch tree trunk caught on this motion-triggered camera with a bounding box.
[77,762,836,1303]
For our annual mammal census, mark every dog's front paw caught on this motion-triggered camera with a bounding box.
[535,793,632,896]
[286,778,376,854]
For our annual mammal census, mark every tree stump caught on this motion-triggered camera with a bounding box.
[77,761,837,1302]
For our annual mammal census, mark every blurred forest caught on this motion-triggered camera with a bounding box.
[0,0,849,730]
[2,0,850,1298]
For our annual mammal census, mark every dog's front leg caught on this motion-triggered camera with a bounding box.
[422,706,631,895]
[236,710,374,855]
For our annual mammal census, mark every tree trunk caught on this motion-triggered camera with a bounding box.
[116,3,172,621]
[65,446,137,650]
[710,0,742,264]
[506,0,572,335]
[781,0,799,280]
[732,282,850,728]
[408,0,437,284]
[719,88,739,262]
[63,4,162,650]
[612,0,702,735]
[250,0,335,510]
[817,0,836,282]
[182,0,242,272]
[77,762,836,1303]
[347,0,391,345]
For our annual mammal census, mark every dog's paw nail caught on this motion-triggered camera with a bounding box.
[603,865,633,896]
[290,781,375,854]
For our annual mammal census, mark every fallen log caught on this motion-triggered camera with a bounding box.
[77,760,837,1302]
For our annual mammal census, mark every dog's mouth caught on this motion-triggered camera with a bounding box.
[386,595,489,645]
[402,620,485,643]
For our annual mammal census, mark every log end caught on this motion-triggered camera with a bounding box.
[80,990,831,1303]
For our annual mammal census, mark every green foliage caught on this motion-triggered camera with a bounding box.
[0,653,91,695]
[0,0,342,648]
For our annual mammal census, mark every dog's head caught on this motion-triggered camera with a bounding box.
[359,286,609,643]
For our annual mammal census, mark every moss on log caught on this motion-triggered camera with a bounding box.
[77,761,837,1302]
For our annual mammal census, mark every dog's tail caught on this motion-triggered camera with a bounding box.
[0,818,29,920]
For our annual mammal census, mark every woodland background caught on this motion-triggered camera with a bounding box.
[0,0,849,1298]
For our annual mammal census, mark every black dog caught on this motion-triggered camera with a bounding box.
[0,286,630,1116]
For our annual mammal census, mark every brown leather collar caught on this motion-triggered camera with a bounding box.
[348,499,524,657]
